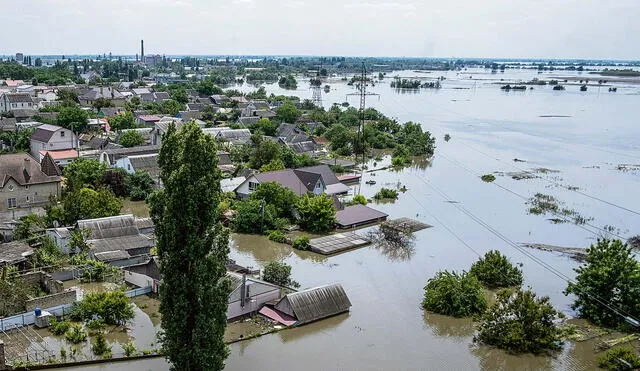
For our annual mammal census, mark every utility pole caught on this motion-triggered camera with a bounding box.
[346,62,379,194]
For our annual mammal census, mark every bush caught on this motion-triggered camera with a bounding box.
[564,239,640,330]
[91,331,111,357]
[119,130,145,148]
[481,174,496,182]
[422,270,487,318]
[293,236,310,251]
[70,291,135,325]
[392,156,410,167]
[475,289,563,354]
[346,194,367,206]
[86,318,106,333]
[64,324,87,344]
[122,340,138,357]
[598,347,640,370]
[262,261,299,288]
[469,250,523,289]
[374,188,399,200]
[267,230,287,243]
[49,318,71,336]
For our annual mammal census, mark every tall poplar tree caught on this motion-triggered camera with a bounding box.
[149,122,230,370]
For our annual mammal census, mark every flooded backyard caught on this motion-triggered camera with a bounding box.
[59,67,640,370]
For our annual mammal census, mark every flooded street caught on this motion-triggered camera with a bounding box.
[61,68,640,370]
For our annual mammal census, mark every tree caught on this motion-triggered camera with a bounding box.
[101,169,128,197]
[475,289,563,354]
[259,159,285,172]
[64,158,107,192]
[0,278,31,316]
[92,97,113,111]
[296,194,336,233]
[252,118,277,136]
[396,122,436,156]
[324,124,353,155]
[469,250,523,289]
[232,199,284,234]
[56,88,79,104]
[148,122,231,370]
[249,182,298,220]
[262,261,299,288]
[108,112,137,131]
[14,213,48,240]
[422,270,487,317]
[57,105,89,132]
[276,101,301,123]
[346,194,367,206]
[126,171,156,201]
[564,239,640,330]
[70,291,135,325]
[69,228,91,254]
[33,237,65,270]
[119,130,145,148]
[250,140,282,169]
[62,187,122,224]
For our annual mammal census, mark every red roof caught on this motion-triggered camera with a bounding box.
[40,149,78,161]
[259,306,297,326]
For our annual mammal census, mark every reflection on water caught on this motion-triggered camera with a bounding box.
[423,312,475,339]
[366,227,416,262]
[278,313,349,343]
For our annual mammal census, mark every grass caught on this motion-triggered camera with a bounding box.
[121,199,150,217]
[527,193,593,225]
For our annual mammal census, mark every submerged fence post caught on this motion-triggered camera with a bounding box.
[0,340,6,370]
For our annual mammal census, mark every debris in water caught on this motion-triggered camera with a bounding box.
[513,158,527,162]
[616,164,640,172]
[521,243,587,261]
[526,193,593,225]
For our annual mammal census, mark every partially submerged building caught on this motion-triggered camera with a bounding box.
[260,283,351,326]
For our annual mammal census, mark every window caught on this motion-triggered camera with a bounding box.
[26,195,30,203]
[7,198,17,209]
[60,131,65,137]
[8,184,14,191]
[248,182,259,191]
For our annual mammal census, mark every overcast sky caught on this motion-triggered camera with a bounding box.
[4,0,640,59]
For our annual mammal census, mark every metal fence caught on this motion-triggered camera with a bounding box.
[0,287,152,332]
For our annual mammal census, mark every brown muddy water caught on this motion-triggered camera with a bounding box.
[58,68,640,370]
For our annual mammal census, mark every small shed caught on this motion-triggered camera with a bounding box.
[335,204,389,229]
[272,284,351,325]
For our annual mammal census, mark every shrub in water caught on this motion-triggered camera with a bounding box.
[64,324,87,344]
[597,347,640,370]
[292,236,310,251]
[469,250,523,289]
[49,318,71,336]
[422,270,487,318]
[267,230,287,243]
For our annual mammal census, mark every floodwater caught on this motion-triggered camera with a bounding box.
[59,68,640,370]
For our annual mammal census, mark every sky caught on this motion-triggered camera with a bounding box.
[4,0,640,59]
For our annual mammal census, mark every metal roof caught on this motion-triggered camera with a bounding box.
[77,214,139,239]
[0,240,34,265]
[335,205,389,228]
[275,283,351,324]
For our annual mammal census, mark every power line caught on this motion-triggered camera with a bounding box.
[412,172,640,324]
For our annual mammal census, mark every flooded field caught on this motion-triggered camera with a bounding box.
[60,68,640,370]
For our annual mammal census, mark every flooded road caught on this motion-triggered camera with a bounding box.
[61,68,640,370]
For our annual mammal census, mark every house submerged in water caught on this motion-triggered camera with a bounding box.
[259,283,352,326]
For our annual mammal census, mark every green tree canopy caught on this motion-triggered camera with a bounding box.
[126,171,155,201]
[262,261,299,288]
[232,199,284,234]
[148,122,230,370]
[252,118,277,136]
[475,289,563,354]
[276,101,301,123]
[250,139,282,169]
[62,187,122,224]
[564,239,640,330]
[422,270,487,317]
[396,122,436,156]
[469,250,523,289]
[64,158,108,192]
[249,182,298,220]
[296,193,336,233]
[70,291,135,325]
[108,111,137,131]
[119,130,145,148]
[57,105,89,132]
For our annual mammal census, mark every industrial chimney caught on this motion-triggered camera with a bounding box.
[141,40,144,63]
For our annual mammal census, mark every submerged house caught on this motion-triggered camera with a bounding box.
[227,272,281,321]
[260,283,352,326]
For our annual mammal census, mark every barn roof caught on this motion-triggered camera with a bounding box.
[281,283,351,324]
[76,214,139,239]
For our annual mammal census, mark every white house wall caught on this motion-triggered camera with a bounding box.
[227,289,281,320]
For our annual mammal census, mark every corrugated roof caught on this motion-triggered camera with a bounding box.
[40,149,78,161]
[94,250,131,262]
[89,234,154,253]
[77,214,138,239]
[5,93,33,104]
[277,284,351,324]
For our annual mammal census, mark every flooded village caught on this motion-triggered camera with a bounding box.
[1,57,640,371]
